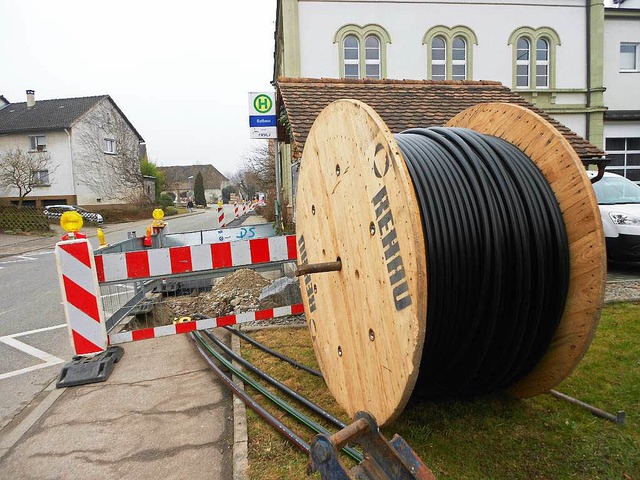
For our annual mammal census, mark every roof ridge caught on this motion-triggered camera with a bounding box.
[276,77,503,86]
[7,95,109,107]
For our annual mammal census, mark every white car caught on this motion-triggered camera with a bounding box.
[43,205,104,225]
[588,171,640,262]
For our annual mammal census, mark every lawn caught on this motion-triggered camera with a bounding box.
[241,302,640,479]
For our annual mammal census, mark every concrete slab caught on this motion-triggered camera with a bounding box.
[0,333,233,480]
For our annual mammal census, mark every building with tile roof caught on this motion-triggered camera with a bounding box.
[273,0,640,210]
[158,164,230,206]
[0,91,146,207]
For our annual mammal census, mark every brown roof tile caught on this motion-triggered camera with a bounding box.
[275,77,604,161]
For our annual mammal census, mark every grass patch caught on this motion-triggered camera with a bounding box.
[242,303,640,479]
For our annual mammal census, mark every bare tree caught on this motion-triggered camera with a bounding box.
[75,101,145,203]
[0,148,56,207]
[237,142,274,198]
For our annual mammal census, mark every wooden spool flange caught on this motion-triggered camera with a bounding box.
[295,100,606,425]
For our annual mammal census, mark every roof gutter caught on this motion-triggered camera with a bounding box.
[586,0,591,141]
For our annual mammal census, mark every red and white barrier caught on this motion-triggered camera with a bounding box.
[242,202,247,215]
[234,201,239,218]
[94,235,297,283]
[217,205,226,228]
[109,303,305,345]
[55,239,108,355]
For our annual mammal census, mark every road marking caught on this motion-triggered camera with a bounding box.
[0,324,67,381]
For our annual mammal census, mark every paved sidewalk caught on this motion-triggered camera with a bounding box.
[0,333,233,480]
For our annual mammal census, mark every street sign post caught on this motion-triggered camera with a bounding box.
[248,92,277,139]
[248,91,281,231]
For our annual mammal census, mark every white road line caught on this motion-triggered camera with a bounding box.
[0,325,67,381]
[0,337,64,364]
[3,323,66,338]
[0,360,64,381]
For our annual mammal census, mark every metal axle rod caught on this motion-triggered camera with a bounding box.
[295,260,342,277]
[549,389,625,425]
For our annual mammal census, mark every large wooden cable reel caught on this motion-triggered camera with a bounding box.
[295,100,606,426]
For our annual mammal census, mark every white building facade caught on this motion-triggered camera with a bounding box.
[0,93,146,207]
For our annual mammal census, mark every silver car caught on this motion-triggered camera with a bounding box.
[43,205,104,225]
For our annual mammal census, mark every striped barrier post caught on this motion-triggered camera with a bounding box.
[234,201,239,218]
[55,239,108,355]
[242,202,247,215]
[218,205,226,228]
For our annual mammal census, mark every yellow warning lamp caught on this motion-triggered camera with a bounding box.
[97,228,106,247]
[152,208,166,228]
[60,211,84,239]
[217,199,223,208]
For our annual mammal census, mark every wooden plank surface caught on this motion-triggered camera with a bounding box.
[296,99,428,425]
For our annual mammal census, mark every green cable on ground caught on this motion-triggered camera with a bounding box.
[193,331,363,463]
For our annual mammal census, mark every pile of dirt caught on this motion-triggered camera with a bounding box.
[163,268,272,319]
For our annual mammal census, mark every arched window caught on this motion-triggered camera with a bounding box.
[365,35,381,79]
[536,38,549,88]
[423,26,477,80]
[509,27,561,90]
[343,35,360,79]
[452,37,467,80]
[334,24,392,79]
[431,37,447,80]
[516,37,531,88]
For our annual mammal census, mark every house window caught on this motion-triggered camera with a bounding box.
[620,43,639,71]
[423,26,477,81]
[343,35,360,79]
[365,35,381,79]
[452,37,467,81]
[606,137,640,182]
[32,169,50,185]
[516,38,531,87]
[431,37,447,80]
[29,135,46,152]
[334,24,392,79]
[104,138,116,154]
[536,38,549,88]
[509,27,561,90]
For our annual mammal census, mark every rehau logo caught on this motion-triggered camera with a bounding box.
[297,235,317,313]
[371,183,412,311]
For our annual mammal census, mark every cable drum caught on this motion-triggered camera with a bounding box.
[295,100,606,425]
[395,128,570,396]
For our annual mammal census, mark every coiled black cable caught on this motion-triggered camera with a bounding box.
[394,127,570,397]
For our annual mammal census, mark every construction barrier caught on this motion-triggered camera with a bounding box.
[234,201,239,218]
[55,231,298,356]
[218,205,225,228]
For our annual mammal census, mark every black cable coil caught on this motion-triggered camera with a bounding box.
[393,127,570,397]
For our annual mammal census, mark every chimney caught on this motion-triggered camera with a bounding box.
[26,90,35,108]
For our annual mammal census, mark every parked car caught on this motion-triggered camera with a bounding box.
[43,205,104,225]
[589,171,640,262]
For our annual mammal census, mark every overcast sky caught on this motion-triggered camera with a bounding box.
[0,0,277,178]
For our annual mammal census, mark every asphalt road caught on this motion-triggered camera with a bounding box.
[0,206,236,431]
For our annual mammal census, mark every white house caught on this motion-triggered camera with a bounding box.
[0,91,146,207]
[603,1,640,181]
[275,0,606,146]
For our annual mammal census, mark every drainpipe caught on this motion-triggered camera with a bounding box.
[586,0,591,141]
[64,128,77,204]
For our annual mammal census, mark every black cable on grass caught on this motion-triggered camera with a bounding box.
[224,326,323,377]
[394,127,570,397]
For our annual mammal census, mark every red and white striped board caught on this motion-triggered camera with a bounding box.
[94,234,297,284]
[218,205,226,228]
[242,202,247,215]
[234,201,239,218]
[109,303,305,345]
[55,239,108,355]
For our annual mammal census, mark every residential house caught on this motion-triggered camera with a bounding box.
[273,0,639,212]
[603,1,640,181]
[0,91,146,207]
[158,164,230,205]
